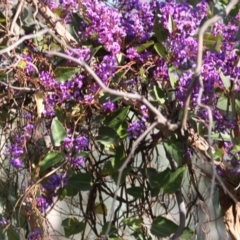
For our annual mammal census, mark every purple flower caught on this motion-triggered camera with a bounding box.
[126,48,139,60]
[22,54,35,76]
[23,123,34,139]
[127,120,146,138]
[10,158,23,168]
[27,228,41,240]
[36,197,48,213]
[74,136,89,151]
[42,0,55,10]
[69,155,85,167]
[84,94,94,102]
[65,154,85,167]
[81,0,126,54]
[43,173,66,192]
[65,47,90,62]
[0,218,7,226]
[96,55,117,84]
[39,71,56,89]
[140,105,148,121]
[102,100,115,112]
[62,137,73,151]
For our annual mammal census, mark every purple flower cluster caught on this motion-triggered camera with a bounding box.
[62,135,88,167]
[22,54,35,76]
[119,0,154,43]
[126,48,139,60]
[42,0,55,10]
[102,100,115,112]
[36,197,49,213]
[81,0,126,54]
[96,55,117,85]
[5,135,24,168]
[39,71,56,89]
[27,228,41,240]
[43,173,66,193]
[0,217,7,226]
[65,48,90,62]
[127,120,146,139]
[58,0,78,22]
[140,105,148,122]
[42,71,86,117]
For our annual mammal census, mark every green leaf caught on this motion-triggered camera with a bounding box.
[160,166,186,193]
[220,72,230,91]
[116,121,128,139]
[111,145,125,171]
[151,85,165,104]
[64,185,79,197]
[135,41,154,53]
[62,217,85,237]
[0,12,6,24]
[151,216,178,237]
[140,66,147,82]
[68,173,92,191]
[217,95,229,111]
[180,227,194,240]
[236,99,240,115]
[167,15,175,32]
[53,7,63,17]
[146,168,160,188]
[215,35,222,51]
[202,33,222,51]
[116,53,125,65]
[107,107,130,130]
[96,126,120,145]
[112,69,128,83]
[94,202,108,215]
[122,218,142,232]
[214,148,223,161]
[206,132,231,141]
[54,106,67,123]
[154,13,169,43]
[101,160,114,176]
[58,187,67,200]
[69,13,84,44]
[112,167,131,185]
[232,137,240,152]
[54,67,78,82]
[91,45,102,58]
[126,187,143,199]
[168,66,178,88]
[50,117,67,147]
[154,42,167,59]
[7,226,20,240]
[164,140,184,165]
[101,222,118,236]
[18,59,26,69]
[40,152,63,172]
